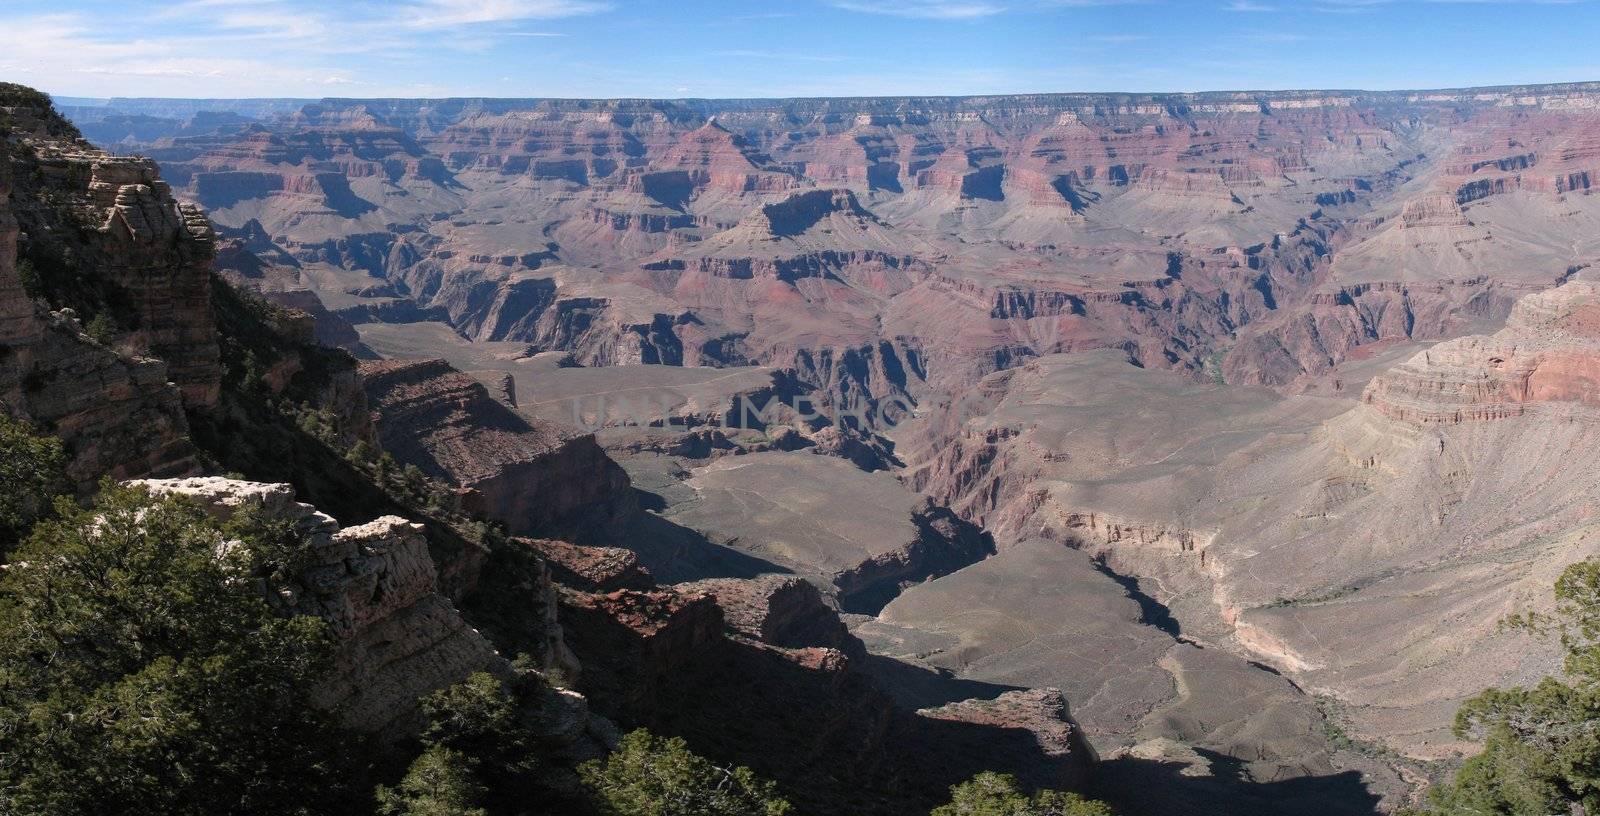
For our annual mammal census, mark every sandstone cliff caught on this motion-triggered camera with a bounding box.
[0,84,219,487]
[359,358,632,536]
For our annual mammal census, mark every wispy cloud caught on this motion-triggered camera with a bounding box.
[827,1,1010,18]
[712,50,849,63]
[401,0,611,29]
[826,0,1151,19]
[2,0,1595,100]
[0,0,613,97]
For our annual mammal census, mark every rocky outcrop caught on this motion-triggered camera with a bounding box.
[17,141,222,408]
[918,689,1094,792]
[1363,280,1600,424]
[1398,194,1469,229]
[521,536,653,593]
[557,587,726,718]
[0,88,209,486]
[128,477,508,737]
[674,575,853,651]
[359,358,632,535]
[832,500,998,611]
[753,188,881,237]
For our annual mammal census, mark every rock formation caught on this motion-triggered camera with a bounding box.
[359,358,631,536]
[81,85,1600,416]
[1364,281,1600,423]
[0,85,215,487]
[129,477,509,737]
[44,80,1600,812]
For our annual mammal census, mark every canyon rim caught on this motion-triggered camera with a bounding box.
[10,2,1600,814]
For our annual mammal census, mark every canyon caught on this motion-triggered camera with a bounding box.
[11,80,1600,812]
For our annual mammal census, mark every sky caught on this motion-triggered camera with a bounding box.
[4,0,1600,100]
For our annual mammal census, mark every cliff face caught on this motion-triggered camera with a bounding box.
[359,358,632,536]
[130,477,510,737]
[1363,281,1600,423]
[0,87,218,486]
[556,570,1094,815]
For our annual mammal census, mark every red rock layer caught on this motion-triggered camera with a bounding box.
[1363,281,1600,424]
[359,358,632,534]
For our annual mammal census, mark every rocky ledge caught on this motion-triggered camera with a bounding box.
[129,477,509,737]
[0,98,216,486]
[1364,280,1600,424]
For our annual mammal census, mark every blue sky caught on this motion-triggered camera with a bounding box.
[4,0,1599,99]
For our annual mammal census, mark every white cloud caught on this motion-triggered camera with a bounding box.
[0,0,614,97]
[402,0,612,28]
[712,50,849,63]
[827,0,1147,18]
[828,0,1009,17]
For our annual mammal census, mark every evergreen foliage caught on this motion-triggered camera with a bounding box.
[0,413,67,555]
[1413,557,1600,814]
[0,484,362,816]
[579,729,792,816]
[930,772,1114,816]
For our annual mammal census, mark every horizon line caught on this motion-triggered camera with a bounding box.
[44,77,1600,106]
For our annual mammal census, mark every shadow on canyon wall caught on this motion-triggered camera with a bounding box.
[1094,751,1382,816]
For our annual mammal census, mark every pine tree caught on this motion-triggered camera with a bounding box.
[0,484,361,816]
[579,729,792,816]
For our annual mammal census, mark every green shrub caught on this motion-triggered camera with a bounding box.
[85,311,116,345]
[931,772,1113,816]
[420,672,540,795]
[1420,557,1600,814]
[580,729,792,816]
[16,258,42,298]
[380,671,554,815]
[377,745,489,816]
[0,483,360,816]
[0,413,68,554]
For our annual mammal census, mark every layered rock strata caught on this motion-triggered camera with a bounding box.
[0,88,213,485]
[359,358,631,535]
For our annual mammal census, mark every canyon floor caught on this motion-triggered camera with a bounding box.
[59,83,1600,812]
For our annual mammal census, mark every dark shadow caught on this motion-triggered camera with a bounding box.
[839,506,995,616]
[193,171,280,210]
[867,161,903,193]
[570,618,1085,816]
[1052,175,1094,212]
[855,653,1025,710]
[761,189,875,237]
[558,488,794,585]
[1091,751,1384,816]
[960,165,1006,201]
[1093,558,1182,637]
[316,172,378,217]
[641,170,695,211]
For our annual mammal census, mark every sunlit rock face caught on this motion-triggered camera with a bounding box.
[130,477,510,738]
[357,358,632,537]
[1,88,220,486]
